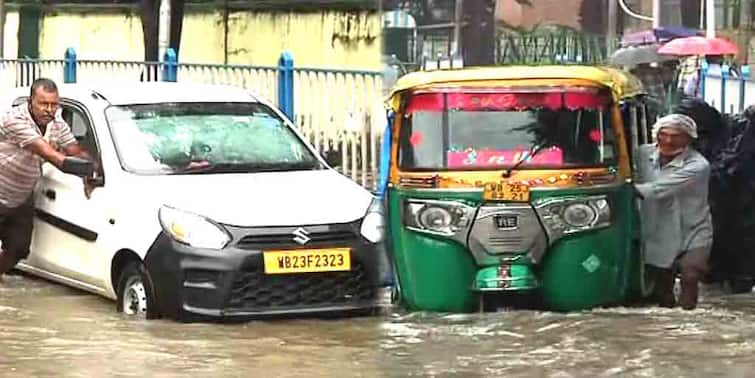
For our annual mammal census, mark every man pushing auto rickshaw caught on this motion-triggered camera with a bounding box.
[635,114,713,310]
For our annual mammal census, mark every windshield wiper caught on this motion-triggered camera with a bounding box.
[502,143,549,178]
[174,161,322,174]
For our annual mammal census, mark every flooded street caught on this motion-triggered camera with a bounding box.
[2,273,755,377]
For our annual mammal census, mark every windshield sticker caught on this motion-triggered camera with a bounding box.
[407,91,609,113]
[447,147,564,168]
[409,132,424,146]
[589,129,603,143]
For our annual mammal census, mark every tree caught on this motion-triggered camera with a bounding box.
[139,0,185,62]
[461,0,496,66]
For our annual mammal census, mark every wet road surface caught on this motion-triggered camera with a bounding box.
[2,272,755,377]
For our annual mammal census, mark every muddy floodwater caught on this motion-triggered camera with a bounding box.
[2,272,755,377]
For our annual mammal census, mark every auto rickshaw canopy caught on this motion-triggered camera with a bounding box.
[385,65,646,112]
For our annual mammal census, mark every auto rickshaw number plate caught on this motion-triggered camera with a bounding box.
[262,248,351,274]
[483,182,531,202]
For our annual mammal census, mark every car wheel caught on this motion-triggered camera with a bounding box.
[640,260,656,298]
[116,261,159,319]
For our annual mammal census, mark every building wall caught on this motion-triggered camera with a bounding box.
[2,11,19,59]
[14,7,380,69]
[495,0,583,30]
[38,9,143,61]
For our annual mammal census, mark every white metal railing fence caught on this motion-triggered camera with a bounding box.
[176,64,278,106]
[0,60,65,88]
[77,60,162,84]
[293,68,384,190]
[702,73,755,115]
[0,56,386,192]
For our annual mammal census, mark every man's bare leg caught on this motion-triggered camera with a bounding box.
[0,250,20,277]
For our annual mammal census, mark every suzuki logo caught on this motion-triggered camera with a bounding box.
[292,227,311,245]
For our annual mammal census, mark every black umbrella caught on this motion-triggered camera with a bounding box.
[609,44,678,66]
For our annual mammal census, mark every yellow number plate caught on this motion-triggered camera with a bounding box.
[483,182,531,202]
[263,248,351,274]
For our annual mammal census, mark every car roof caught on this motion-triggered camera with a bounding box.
[7,82,261,106]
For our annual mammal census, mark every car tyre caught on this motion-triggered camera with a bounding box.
[116,261,160,319]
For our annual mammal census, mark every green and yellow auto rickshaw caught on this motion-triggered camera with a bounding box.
[380,65,656,312]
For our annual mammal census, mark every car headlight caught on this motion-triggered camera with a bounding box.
[360,197,385,243]
[158,205,231,249]
[534,196,611,244]
[403,199,474,237]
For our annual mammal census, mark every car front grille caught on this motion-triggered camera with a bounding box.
[235,229,358,250]
[225,261,375,311]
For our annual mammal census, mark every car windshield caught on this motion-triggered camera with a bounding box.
[105,102,322,175]
[398,91,617,171]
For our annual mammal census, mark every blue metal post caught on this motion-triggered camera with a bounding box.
[162,48,177,82]
[740,65,751,112]
[721,64,730,113]
[64,47,77,83]
[377,111,394,199]
[277,51,295,121]
[700,61,709,101]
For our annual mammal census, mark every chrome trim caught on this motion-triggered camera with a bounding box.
[473,276,540,291]
[534,194,612,245]
[395,181,625,193]
[394,186,484,193]
[529,181,624,192]
[402,198,476,243]
[468,203,547,265]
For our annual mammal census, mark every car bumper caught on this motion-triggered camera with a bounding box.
[144,223,387,321]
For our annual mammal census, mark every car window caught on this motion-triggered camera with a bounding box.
[61,106,90,140]
[60,103,102,170]
[105,102,323,175]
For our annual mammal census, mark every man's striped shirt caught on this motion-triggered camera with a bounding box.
[0,103,75,208]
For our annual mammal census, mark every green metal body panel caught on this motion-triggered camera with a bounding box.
[388,189,481,312]
[534,185,635,311]
[474,263,539,291]
[389,183,640,313]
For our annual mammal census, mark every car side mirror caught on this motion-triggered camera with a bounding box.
[59,156,94,177]
[323,150,341,167]
[88,174,105,187]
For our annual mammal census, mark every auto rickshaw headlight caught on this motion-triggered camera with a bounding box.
[403,199,474,237]
[419,207,453,230]
[563,203,597,227]
[534,196,611,243]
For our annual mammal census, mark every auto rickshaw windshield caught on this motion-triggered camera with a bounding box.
[397,90,617,171]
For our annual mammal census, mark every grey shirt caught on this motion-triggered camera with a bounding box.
[635,144,714,268]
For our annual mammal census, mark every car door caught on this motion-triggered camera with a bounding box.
[29,98,110,288]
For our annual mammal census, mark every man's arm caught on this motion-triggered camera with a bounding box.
[63,142,92,159]
[55,116,97,168]
[635,159,709,200]
[23,138,67,167]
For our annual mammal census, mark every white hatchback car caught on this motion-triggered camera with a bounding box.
[4,82,388,321]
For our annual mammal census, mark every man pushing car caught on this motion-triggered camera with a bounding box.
[0,78,95,278]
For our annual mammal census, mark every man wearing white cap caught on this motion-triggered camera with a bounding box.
[634,114,714,310]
